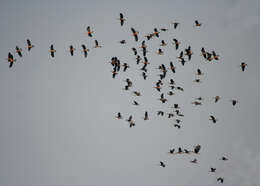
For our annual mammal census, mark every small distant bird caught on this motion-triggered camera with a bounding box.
[190,158,197,163]
[178,147,183,153]
[133,100,139,106]
[86,26,94,37]
[69,45,75,56]
[169,148,175,154]
[194,20,202,27]
[171,22,180,29]
[111,69,118,78]
[159,93,167,103]
[157,48,164,55]
[240,62,247,71]
[168,91,174,96]
[122,63,129,72]
[217,177,224,183]
[81,44,89,58]
[184,149,190,154]
[210,168,216,172]
[154,83,161,92]
[173,104,180,109]
[176,111,184,117]
[49,45,56,58]
[193,79,201,83]
[7,52,16,68]
[119,40,126,44]
[209,115,217,123]
[160,28,168,32]
[145,34,153,40]
[194,144,201,154]
[94,40,102,48]
[214,96,221,103]
[230,99,238,106]
[196,68,203,76]
[26,39,34,51]
[140,40,147,49]
[116,112,122,119]
[212,51,219,60]
[177,86,184,91]
[160,161,166,168]
[153,28,160,37]
[126,115,133,122]
[196,97,203,101]
[177,51,183,59]
[192,101,202,105]
[131,27,139,41]
[160,40,167,46]
[133,91,141,96]
[168,113,174,118]
[175,119,182,124]
[129,121,135,128]
[169,61,176,73]
[15,46,22,57]
[201,47,207,58]
[136,55,141,64]
[172,39,180,50]
[142,72,147,80]
[157,111,164,116]
[144,111,149,120]
[119,13,126,26]
[132,48,137,55]
[220,156,228,161]
[174,124,181,129]
[123,85,129,91]
[185,46,193,60]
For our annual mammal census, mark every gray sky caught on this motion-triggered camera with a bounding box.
[0,0,260,186]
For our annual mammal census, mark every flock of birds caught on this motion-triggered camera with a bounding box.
[4,12,249,184]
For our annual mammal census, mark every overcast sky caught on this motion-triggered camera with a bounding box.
[0,0,260,186]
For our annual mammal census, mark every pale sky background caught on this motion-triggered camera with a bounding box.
[0,0,260,186]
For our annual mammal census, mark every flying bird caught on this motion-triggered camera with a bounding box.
[153,28,160,37]
[116,112,122,119]
[94,40,102,48]
[69,45,75,56]
[133,100,139,106]
[119,13,126,26]
[194,20,202,27]
[172,39,180,50]
[169,148,175,154]
[144,111,149,120]
[220,156,228,161]
[159,161,166,168]
[171,22,180,29]
[119,40,126,44]
[174,124,181,129]
[86,26,94,37]
[194,144,201,154]
[49,45,56,58]
[231,99,238,106]
[7,52,16,68]
[26,39,34,51]
[217,177,224,183]
[132,48,137,55]
[190,158,197,163]
[81,44,89,58]
[15,46,22,57]
[209,115,217,123]
[131,27,139,41]
[214,96,221,103]
[240,62,247,71]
